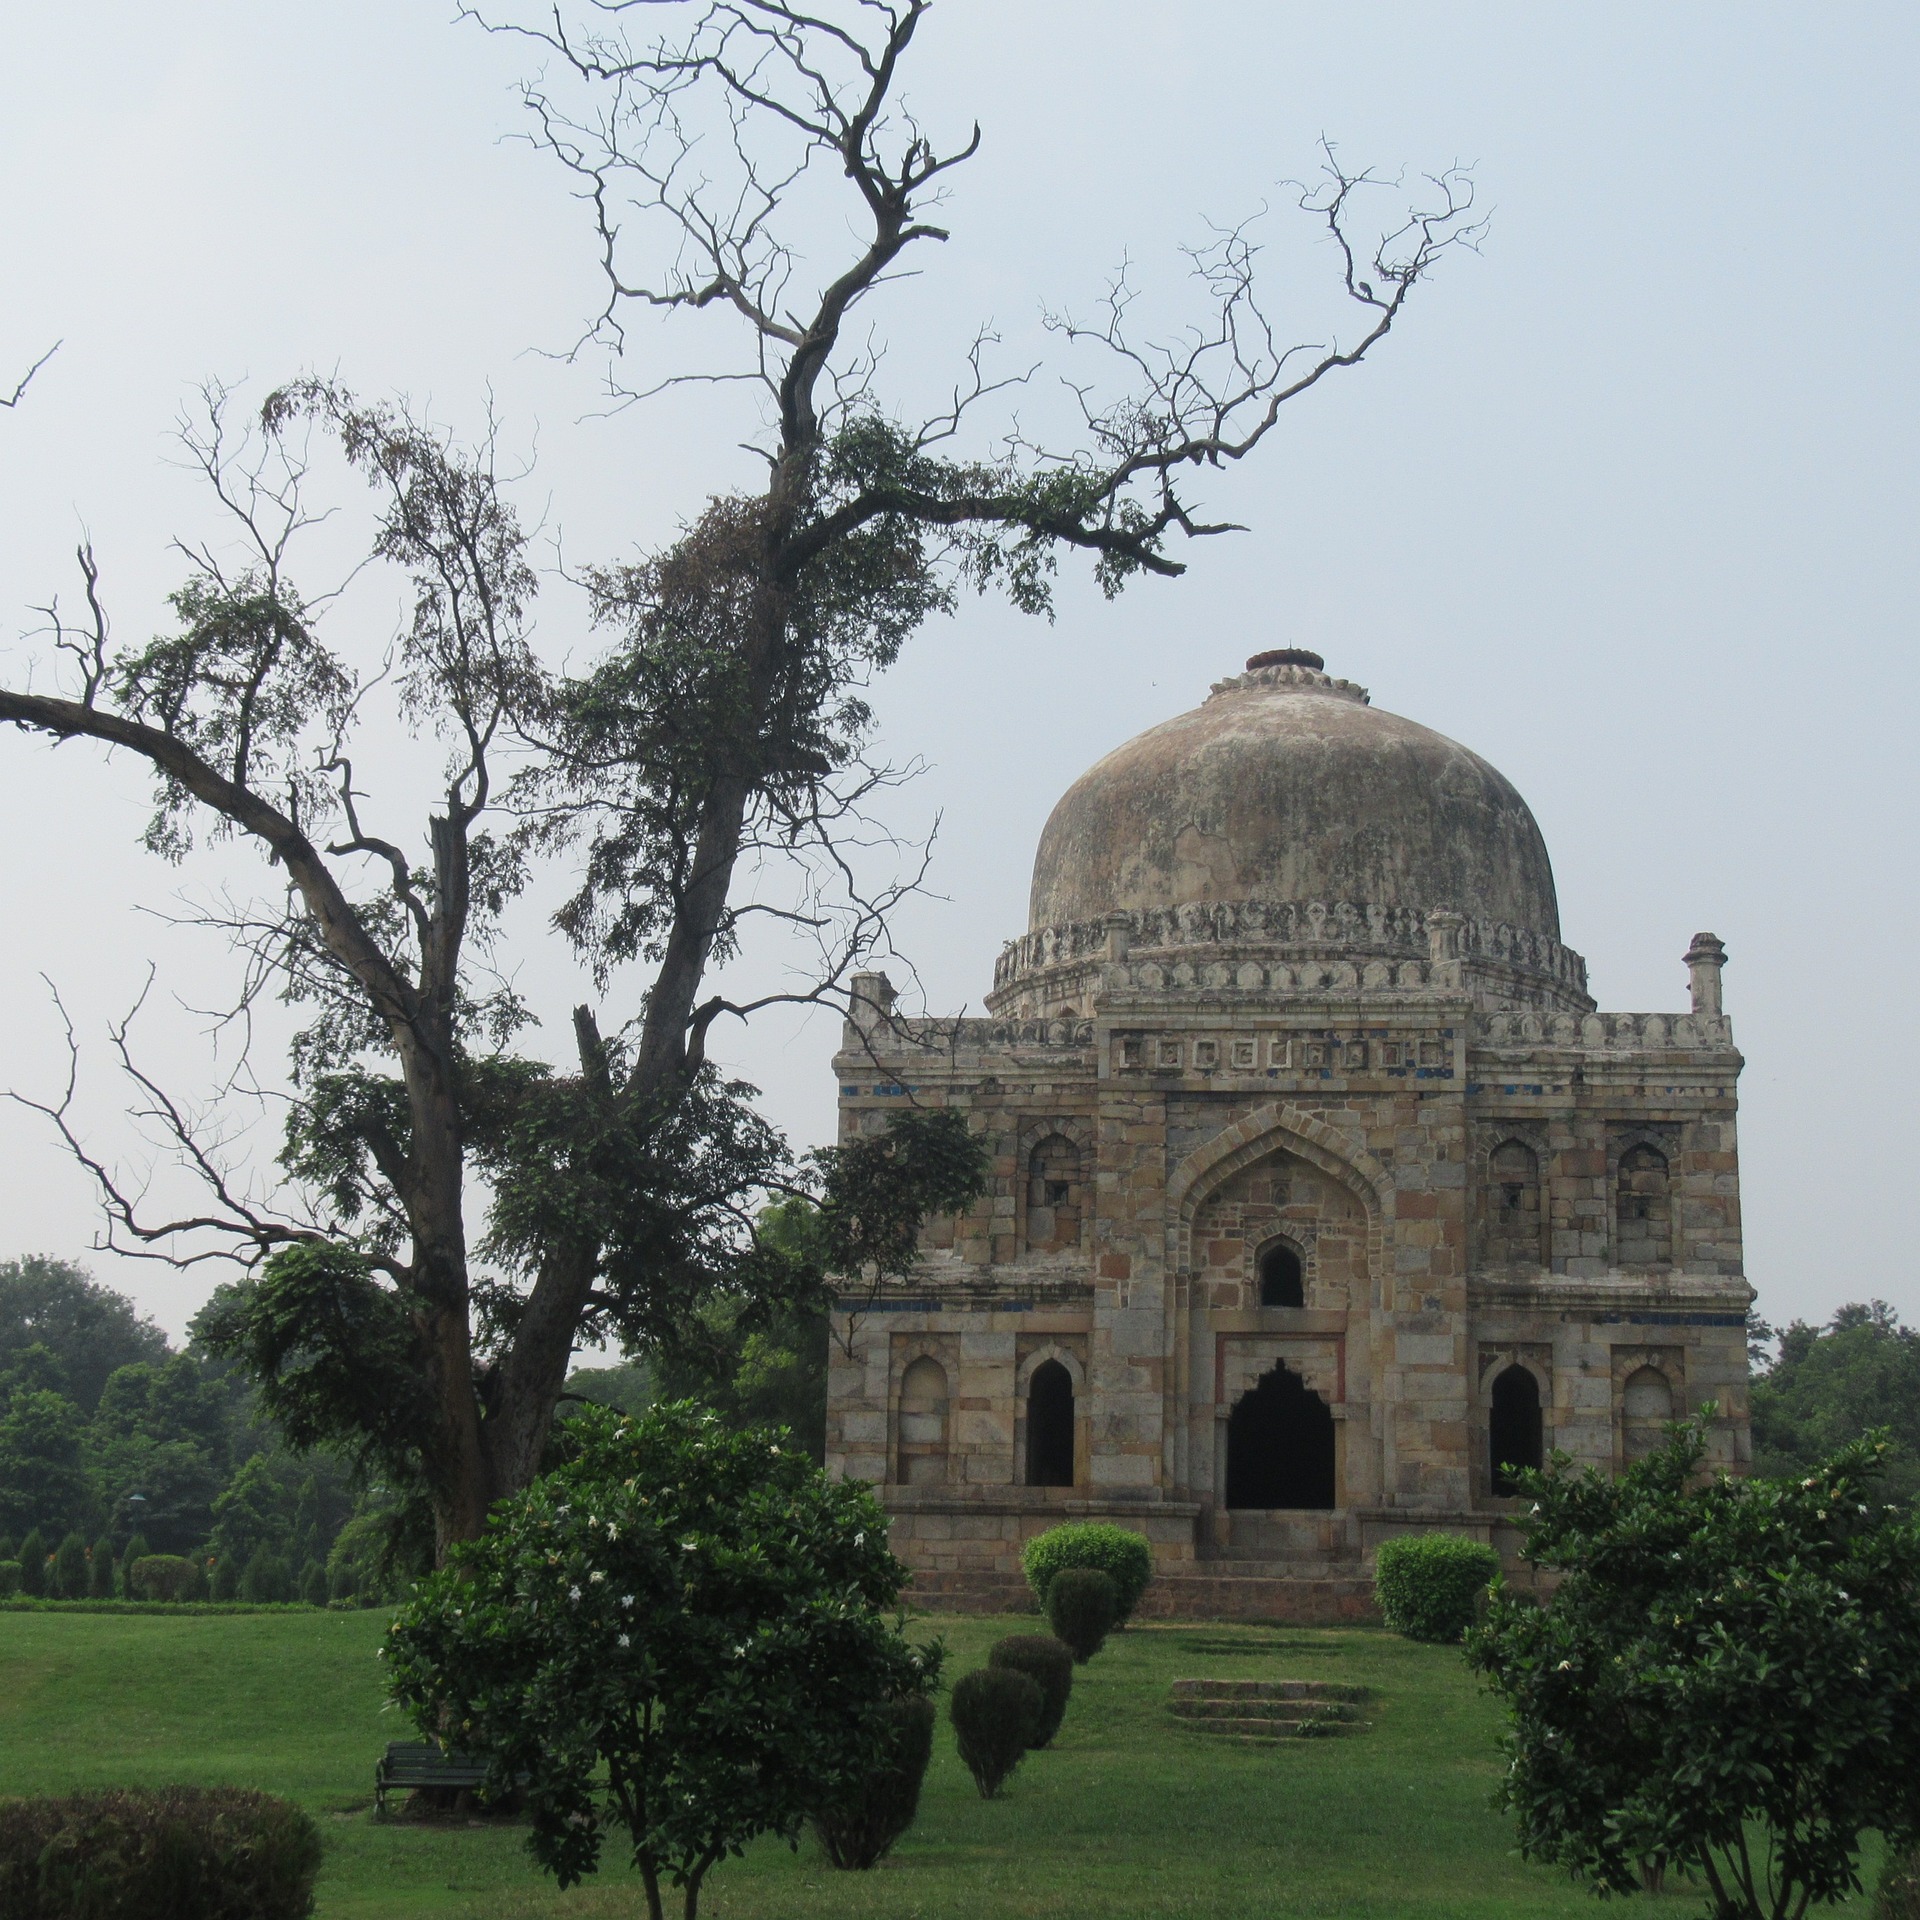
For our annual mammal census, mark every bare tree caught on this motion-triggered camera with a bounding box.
[0,0,1478,1552]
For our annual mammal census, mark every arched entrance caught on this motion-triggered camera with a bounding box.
[1489,1364,1543,1495]
[1024,1359,1075,1486]
[1225,1364,1335,1509]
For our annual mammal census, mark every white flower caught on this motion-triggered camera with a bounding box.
[621,1595,635,1609]
[617,1633,631,1649]
[569,1585,582,1601]
[1555,1660,1573,1671]
[589,1571,606,1585]
[681,1538,698,1552]
[854,1532,865,1548]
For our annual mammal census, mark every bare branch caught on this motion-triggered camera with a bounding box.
[1,340,60,409]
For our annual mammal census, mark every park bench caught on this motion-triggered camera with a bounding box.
[374,1741,490,1814]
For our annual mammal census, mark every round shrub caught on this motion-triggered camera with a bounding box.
[52,1534,89,1601]
[1374,1531,1501,1642]
[0,1784,321,1919]
[127,1555,199,1603]
[810,1695,937,1869]
[987,1635,1073,1746]
[239,1551,294,1605]
[1021,1522,1153,1623]
[950,1667,1042,1798]
[88,1536,116,1600]
[0,1563,20,1600]
[16,1530,47,1599]
[1045,1566,1117,1663]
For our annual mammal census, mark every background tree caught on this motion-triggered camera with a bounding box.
[0,0,1476,1554]
[386,1402,937,1920]
[1751,1301,1920,1505]
[0,1258,168,1413]
[1469,1419,1920,1919]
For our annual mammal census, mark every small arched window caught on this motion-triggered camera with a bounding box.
[1616,1144,1672,1268]
[1622,1365,1674,1463]
[1486,1139,1543,1268]
[1025,1359,1075,1487]
[1489,1364,1543,1496]
[896,1356,950,1485]
[1026,1134,1084,1253]
[1258,1241,1305,1308]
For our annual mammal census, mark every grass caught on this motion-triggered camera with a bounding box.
[0,1607,1881,1919]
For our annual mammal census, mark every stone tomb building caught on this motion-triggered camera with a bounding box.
[825,651,1751,1616]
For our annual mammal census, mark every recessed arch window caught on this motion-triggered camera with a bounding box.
[1024,1359,1075,1487]
[896,1355,950,1486]
[1258,1241,1305,1308]
[1486,1139,1544,1267]
[1622,1365,1674,1463]
[1489,1364,1543,1496]
[1026,1134,1084,1253]
[1616,1144,1672,1268]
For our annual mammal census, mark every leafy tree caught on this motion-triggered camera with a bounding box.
[85,1355,239,1553]
[0,1,1472,1556]
[0,1371,91,1540]
[15,1527,47,1597]
[1469,1419,1920,1919]
[385,1402,935,1920]
[1752,1301,1920,1505]
[0,1259,168,1414]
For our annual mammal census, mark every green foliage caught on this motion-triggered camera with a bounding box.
[808,1694,937,1871]
[987,1635,1073,1747]
[1468,1418,1920,1917]
[812,1112,988,1290]
[1022,1522,1154,1622]
[1879,1847,1920,1919]
[239,1550,294,1604]
[51,1532,89,1600]
[0,1783,322,1919]
[210,1555,240,1602]
[88,1535,115,1599]
[385,1402,937,1915]
[1374,1533,1501,1643]
[0,1376,92,1540]
[1044,1568,1118,1663]
[16,1528,47,1597]
[1754,1301,1920,1505]
[127,1554,201,1603]
[949,1668,1042,1798]
[297,1562,326,1607]
[119,1534,149,1583]
[0,1562,19,1599]
[0,1258,169,1414]
[195,1250,426,1487]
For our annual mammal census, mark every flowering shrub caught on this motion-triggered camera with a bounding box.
[1470,1419,1920,1917]
[385,1402,937,1920]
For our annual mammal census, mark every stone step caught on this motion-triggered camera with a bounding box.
[1171,1713,1361,1742]
[1168,1698,1358,1724]
[1169,1678,1368,1703]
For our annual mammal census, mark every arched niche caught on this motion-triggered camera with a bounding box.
[1489,1363,1543,1495]
[1257,1239,1305,1308]
[895,1354,950,1486]
[1024,1359,1075,1487]
[1622,1365,1674,1463]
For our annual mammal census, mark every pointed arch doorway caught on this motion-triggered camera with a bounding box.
[1225,1364,1336,1509]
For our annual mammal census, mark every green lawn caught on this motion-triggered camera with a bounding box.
[0,1606,1880,1919]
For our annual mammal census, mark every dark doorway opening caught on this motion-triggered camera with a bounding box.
[1025,1359,1075,1487]
[1225,1364,1335,1508]
[1258,1243,1305,1307]
[1489,1365,1543,1496]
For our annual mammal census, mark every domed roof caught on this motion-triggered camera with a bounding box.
[1028,652,1563,939]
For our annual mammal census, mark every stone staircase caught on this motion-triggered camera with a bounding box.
[1167,1678,1370,1744]
[905,1558,1380,1623]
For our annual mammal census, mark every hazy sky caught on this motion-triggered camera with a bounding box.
[1,3,1914,1344]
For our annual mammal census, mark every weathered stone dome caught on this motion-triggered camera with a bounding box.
[1028,652,1563,939]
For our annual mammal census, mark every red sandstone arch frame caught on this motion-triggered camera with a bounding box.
[1162,1104,1394,1499]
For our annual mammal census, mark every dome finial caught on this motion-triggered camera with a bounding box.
[1246,647,1324,672]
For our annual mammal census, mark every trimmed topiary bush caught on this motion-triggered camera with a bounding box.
[950,1667,1042,1798]
[88,1536,116,1600]
[987,1635,1073,1746]
[186,1558,211,1602]
[1375,1531,1501,1643]
[16,1531,47,1599]
[1021,1521,1153,1623]
[209,1555,240,1602]
[0,1784,322,1918]
[127,1555,200,1603]
[298,1562,327,1608]
[0,1563,20,1599]
[239,1551,294,1605]
[119,1535,150,1593]
[52,1534,89,1601]
[810,1695,937,1869]
[0,1536,14,1562]
[1045,1567,1117,1663]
